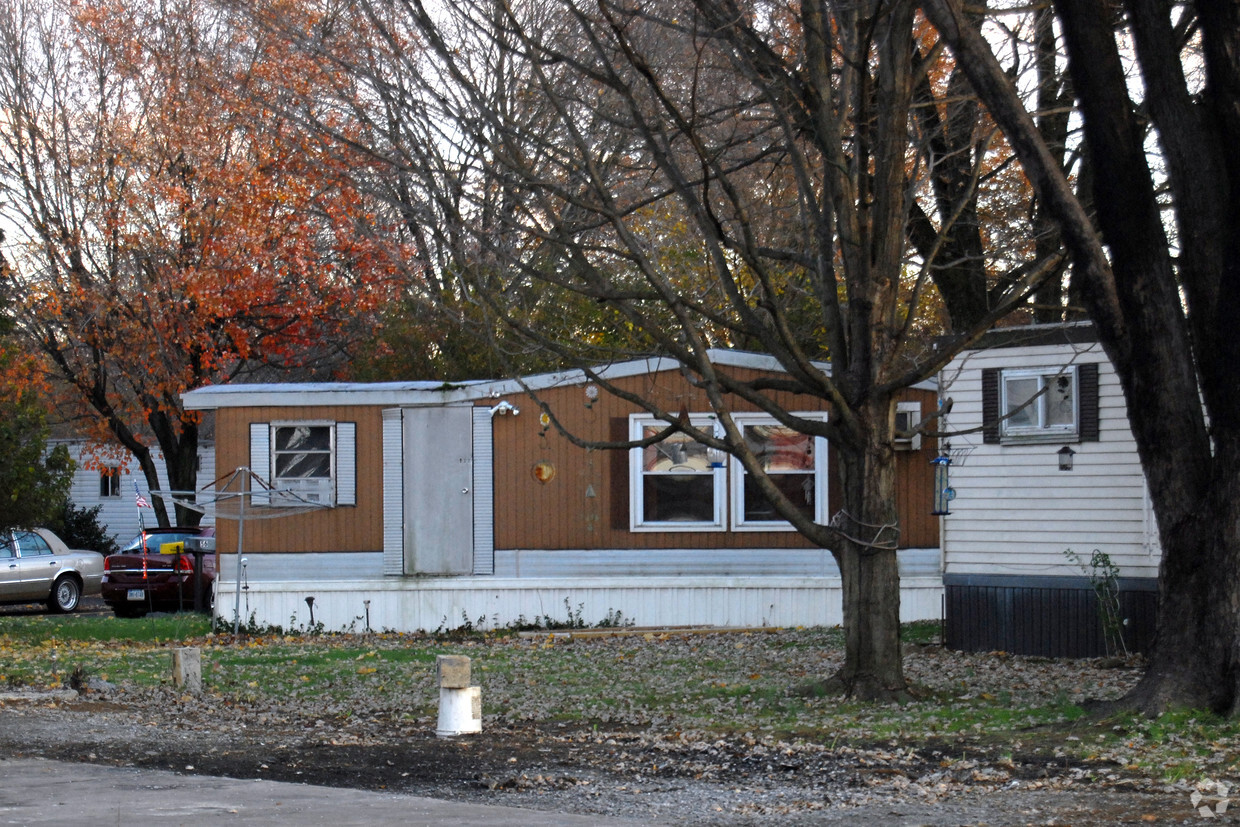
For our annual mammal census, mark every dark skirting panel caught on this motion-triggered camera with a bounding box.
[944,574,1158,658]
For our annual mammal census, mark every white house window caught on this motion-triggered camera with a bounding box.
[731,414,827,530]
[99,469,121,498]
[250,421,357,507]
[894,402,923,451]
[1000,367,1078,438]
[273,423,334,503]
[628,413,826,532]
[629,415,725,530]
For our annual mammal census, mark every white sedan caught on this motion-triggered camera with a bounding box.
[0,528,104,613]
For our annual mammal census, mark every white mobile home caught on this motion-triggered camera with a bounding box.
[938,323,1158,656]
[184,351,944,633]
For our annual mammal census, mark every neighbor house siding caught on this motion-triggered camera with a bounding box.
[940,340,1157,580]
[940,326,1161,656]
[60,440,216,543]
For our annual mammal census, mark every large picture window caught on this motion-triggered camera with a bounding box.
[628,413,827,532]
[731,414,827,530]
[629,416,725,530]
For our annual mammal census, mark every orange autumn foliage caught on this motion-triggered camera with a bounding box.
[0,0,406,517]
[2,0,404,483]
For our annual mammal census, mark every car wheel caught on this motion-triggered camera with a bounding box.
[49,576,81,613]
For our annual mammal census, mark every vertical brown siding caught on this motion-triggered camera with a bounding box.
[208,370,939,556]
[212,406,385,554]
[492,375,940,551]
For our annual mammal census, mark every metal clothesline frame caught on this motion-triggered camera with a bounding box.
[150,466,329,634]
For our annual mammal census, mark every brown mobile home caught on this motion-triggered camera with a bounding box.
[184,351,942,632]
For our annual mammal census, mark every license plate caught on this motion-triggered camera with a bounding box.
[127,589,145,601]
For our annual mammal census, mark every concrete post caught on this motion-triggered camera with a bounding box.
[435,655,481,737]
[172,647,202,694]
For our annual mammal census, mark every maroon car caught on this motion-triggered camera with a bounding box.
[101,527,216,617]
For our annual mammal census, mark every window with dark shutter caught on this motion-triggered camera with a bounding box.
[983,363,1100,444]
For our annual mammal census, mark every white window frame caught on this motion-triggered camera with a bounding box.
[628,414,725,531]
[270,420,336,505]
[894,402,923,451]
[251,420,356,508]
[99,468,122,498]
[729,413,828,531]
[1000,366,1079,440]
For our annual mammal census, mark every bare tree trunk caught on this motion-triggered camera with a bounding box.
[1125,444,1240,715]
[807,399,907,700]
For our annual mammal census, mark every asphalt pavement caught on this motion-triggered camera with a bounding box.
[0,758,637,826]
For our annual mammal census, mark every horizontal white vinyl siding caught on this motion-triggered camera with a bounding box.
[60,441,216,545]
[939,339,1158,579]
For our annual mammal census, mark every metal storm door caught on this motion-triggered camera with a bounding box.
[402,407,474,574]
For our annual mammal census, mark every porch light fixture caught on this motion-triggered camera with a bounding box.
[931,454,953,516]
[488,400,519,417]
[1058,445,1076,471]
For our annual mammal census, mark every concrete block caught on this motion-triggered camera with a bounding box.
[436,654,471,689]
[172,647,202,694]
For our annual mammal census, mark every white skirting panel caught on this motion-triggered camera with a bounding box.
[214,576,944,634]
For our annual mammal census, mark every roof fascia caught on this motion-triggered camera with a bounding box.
[182,349,861,410]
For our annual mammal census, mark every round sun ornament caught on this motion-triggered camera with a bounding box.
[532,460,557,484]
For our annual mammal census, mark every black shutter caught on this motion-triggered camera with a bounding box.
[981,368,1001,444]
[1078,363,1100,442]
[610,417,630,530]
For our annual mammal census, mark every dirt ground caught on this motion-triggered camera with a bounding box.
[0,693,1218,825]
[0,600,1229,825]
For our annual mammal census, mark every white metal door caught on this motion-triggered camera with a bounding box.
[402,407,474,575]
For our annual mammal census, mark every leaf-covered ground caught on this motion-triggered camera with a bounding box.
[1,613,1236,824]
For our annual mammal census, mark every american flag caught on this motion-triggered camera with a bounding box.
[134,481,150,509]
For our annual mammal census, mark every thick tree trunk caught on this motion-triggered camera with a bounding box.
[833,539,906,701]
[813,402,908,701]
[1124,442,1240,716]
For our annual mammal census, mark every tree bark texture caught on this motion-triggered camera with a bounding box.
[829,399,906,700]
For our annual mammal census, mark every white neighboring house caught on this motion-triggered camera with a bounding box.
[938,323,1159,657]
[58,440,216,544]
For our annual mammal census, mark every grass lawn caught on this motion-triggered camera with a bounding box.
[1,612,1237,786]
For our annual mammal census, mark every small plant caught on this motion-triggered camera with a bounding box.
[597,608,634,628]
[1065,547,1129,657]
[433,610,489,636]
[50,499,119,555]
